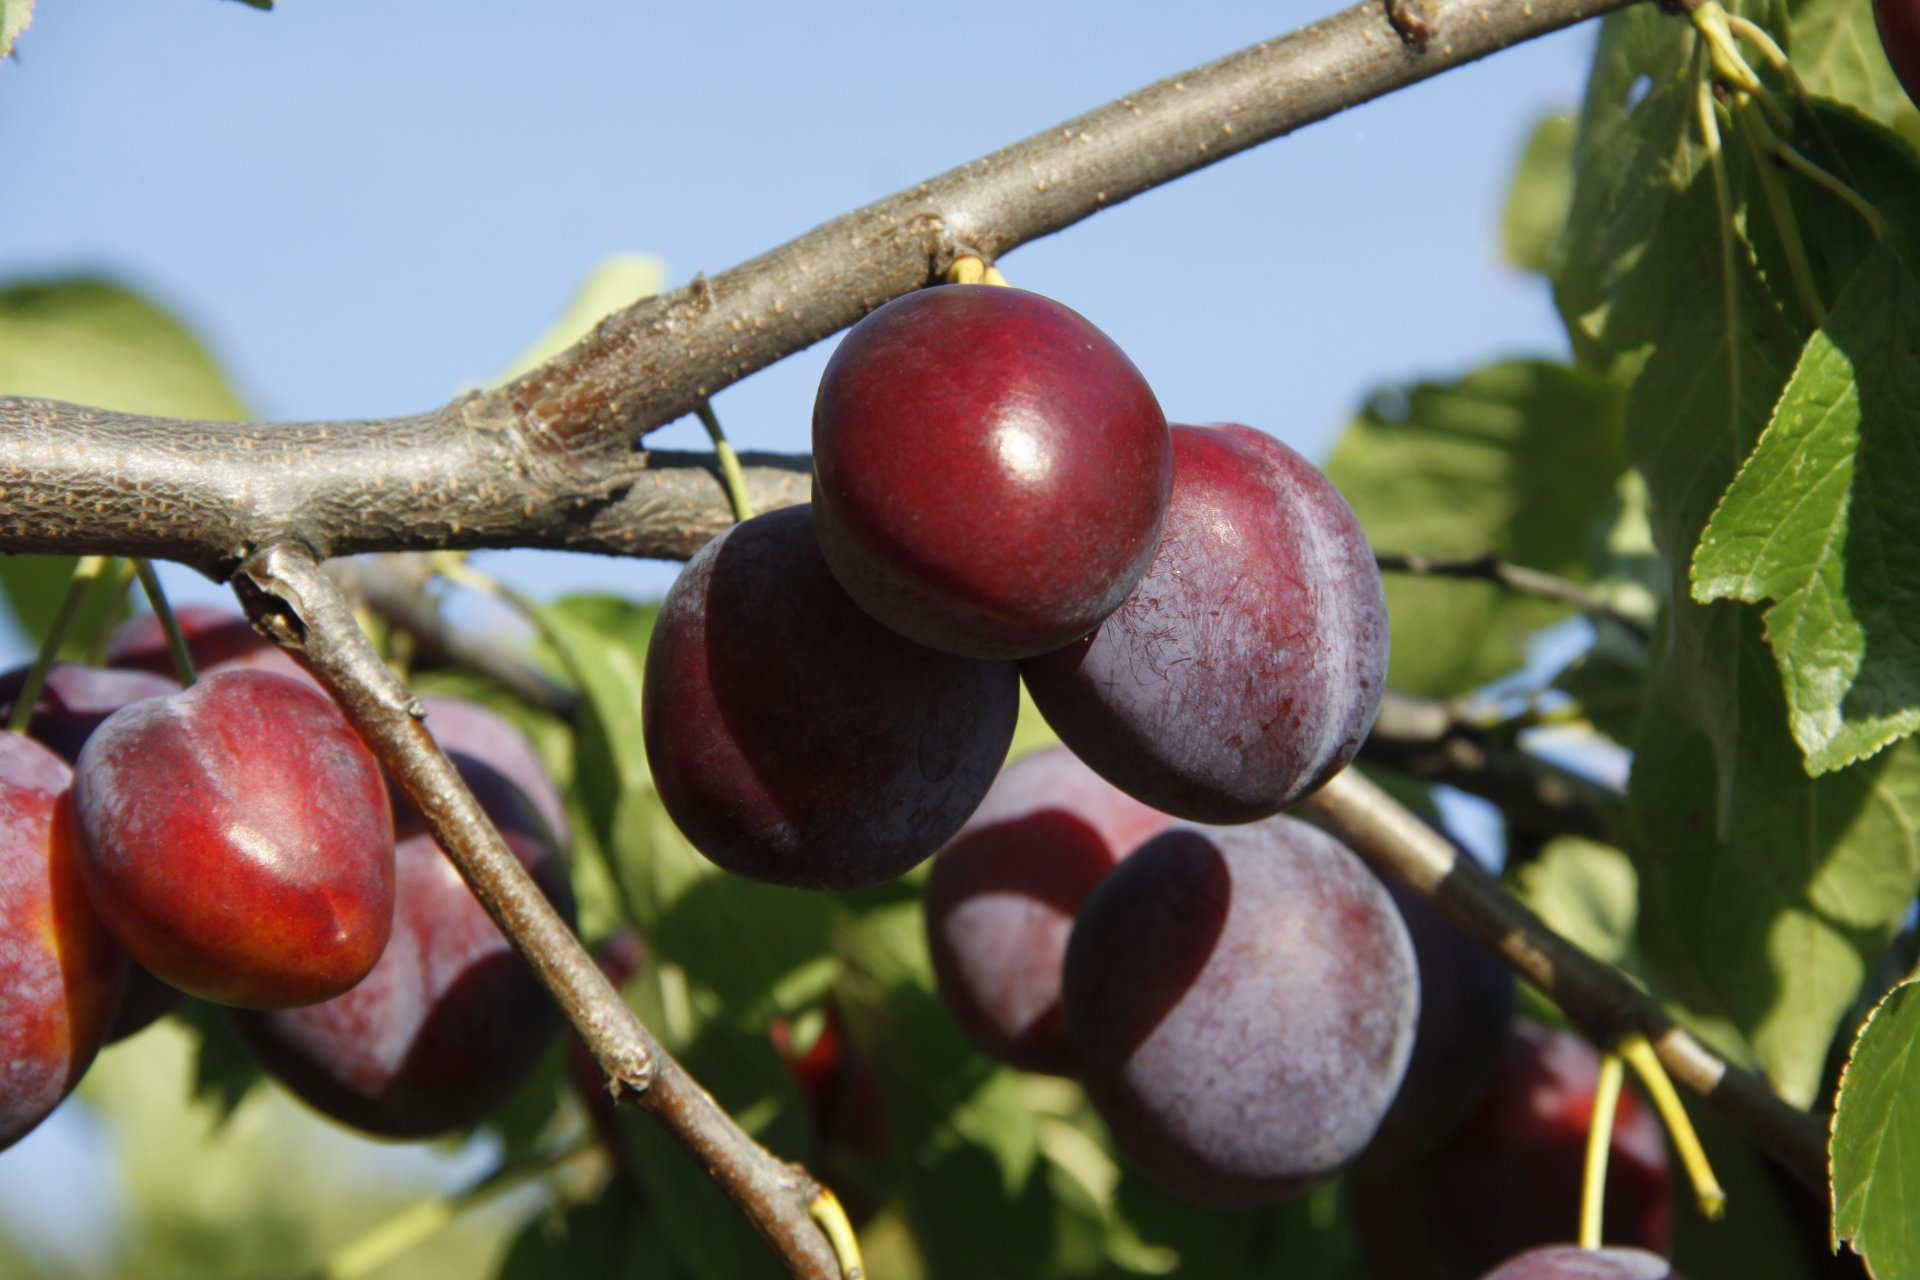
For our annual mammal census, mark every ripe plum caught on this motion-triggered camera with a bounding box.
[1875,0,1920,110]
[1061,816,1416,1205]
[812,284,1171,659]
[419,694,570,849]
[234,759,575,1138]
[924,745,1173,1074]
[1480,1246,1681,1279]
[73,669,395,1008]
[1022,423,1388,822]
[0,733,128,1151]
[643,504,1018,891]
[107,605,317,687]
[0,663,178,763]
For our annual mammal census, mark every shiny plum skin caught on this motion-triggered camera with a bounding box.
[1022,423,1389,823]
[418,694,570,850]
[0,734,128,1151]
[234,760,575,1139]
[72,669,395,1009]
[107,605,319,688]
[812,285,1172,659]
[1481,1246,1682,1280]
[643,504,1019,891]
[0,663,179,763]
[1061,816,1417,1206]
[1875,0,1920,110]
[924,746,1174,1075]
[1362,872,1517,1169]
[1353,1021,1673,1280]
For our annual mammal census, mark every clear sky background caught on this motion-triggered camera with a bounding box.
[0,0,1596,1261]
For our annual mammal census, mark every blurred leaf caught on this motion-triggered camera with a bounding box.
[0,0,32,59]
[1501,113,1576,274]
[492,256,666,386]
[1670,1105,1831,1280]
[172,1000,264,1124]
[498,1190,675,1280]
[1513,835,1637,965]
[1692,249,1920,773]
[1832,980,1920,1280]
[1325,360,1626,696]
[1788,0,1920,131]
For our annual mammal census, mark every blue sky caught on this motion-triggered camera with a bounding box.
[0,0,1596,1256]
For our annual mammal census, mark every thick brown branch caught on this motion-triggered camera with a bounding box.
[234,545,837,1280]
[1301,767,1830,1191]
[0,0,1644,571]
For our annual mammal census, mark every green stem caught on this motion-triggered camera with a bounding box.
[6,555,113,735]
[1620,1035,1727,1220]
[315,1140,596,1280]
[133,559,197,687]
[695,401,755,523]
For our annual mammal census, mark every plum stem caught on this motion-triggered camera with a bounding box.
[946,256,1011,287]
[237,542,840,1280]
[1620,1032,1728,1220]
[696,401,756,523]
[808,1187,866,1280]
[1301,766,1828,1192]
[1374,552,1651,642]
[133,558,197,688]
[1579,1050,1626,1249]
[5,553,112,735]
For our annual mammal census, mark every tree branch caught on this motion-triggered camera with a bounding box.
[233,545,838,1280]
[1301,767,1829,1191]
[0,0,1644,575]
[1376,551,1653,641]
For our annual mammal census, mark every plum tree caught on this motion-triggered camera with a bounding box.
[1022,422,1388,821]
[0,732,128,1152]
[812,285,1171,659]
[233,758,575,1138]
[642,503,1019,891]
[1060,815,1416,1206]
[71,669,396,1008]
[923,745,1174,1075]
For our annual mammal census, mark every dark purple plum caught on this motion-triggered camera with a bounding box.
[1022,422,1389,823]
[1061,816,1416,1206]
[1353,1021,1673,1280]
[419,694,570,849]
[643,503,1018,891]
[73,669,395,1009]
[234,759,576,1138]
[1876,0,1920,111]
[0,733,128,1151]
[0,663,179,763]
[813,284,1172,659]
[1362,871,1517,1168]
[924,745,1174,1075]
[1481,1246,1682,1280]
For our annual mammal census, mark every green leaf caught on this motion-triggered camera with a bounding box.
[1694,245,1920,772]
[1502,113,1577,274]
[498,1191,677,1280]
[1832,979,1920,1280]
[1513,836,1639,966]
[1324,360,1626,697]
[0,0,30,59]
[492,255,666,386]
[1788,0,1920,131]
[172,999,264,1123]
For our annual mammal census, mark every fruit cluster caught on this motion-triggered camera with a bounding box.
[644,282,1392,892]
[0,608,576,1152]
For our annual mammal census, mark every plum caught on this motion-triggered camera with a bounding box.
[107,604,318,687]
[234,759,575,1138]
[643,503,1018,891]
[812,284,1171,659]
[418,694,569,849]
[1480,1246,1682,1279]
[0,663,178,763]
[924,745,1174,1074]
[1875,0,1920,111]
[1022,422,1388,822]
[0,733,128,1151]
[1061,816,1417,1206]
[72,669,395,1009]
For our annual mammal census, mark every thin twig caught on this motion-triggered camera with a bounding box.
[1300,767,1829,1191]
[1375,551,1651,642]
[235,544,837,1280]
